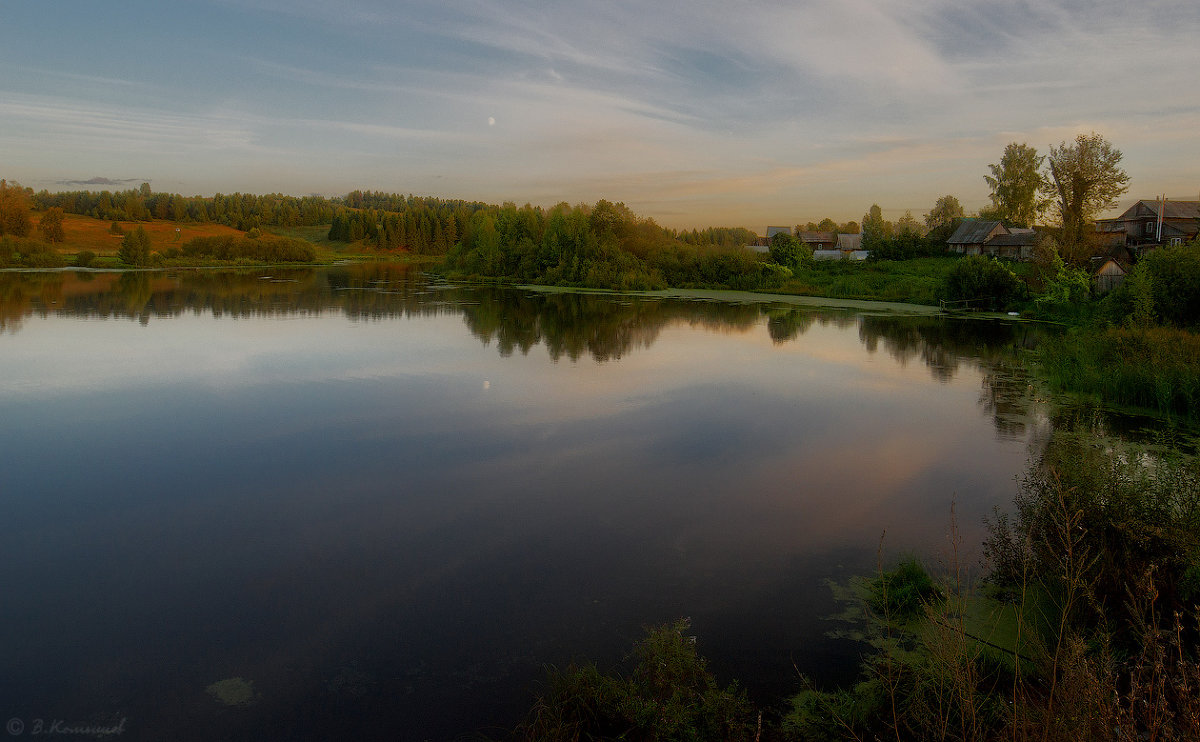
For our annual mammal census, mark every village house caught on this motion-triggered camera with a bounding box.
[946,219,1038,260]
[1095,199,1200,253]
[796,231,838,250]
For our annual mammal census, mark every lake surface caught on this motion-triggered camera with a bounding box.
[0,265,1045,740]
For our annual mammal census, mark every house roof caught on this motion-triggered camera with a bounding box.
[987,232,1038,247]
[797,231,836,244]
[947,219,1004,245]
[1116,200,1200,221]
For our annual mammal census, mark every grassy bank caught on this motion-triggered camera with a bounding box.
[1039,325,1200,419]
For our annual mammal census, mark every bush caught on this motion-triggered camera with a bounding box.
[514,619,756,742]
[768,231,811,269]
[74,250,96,267]
[866,233,941,261]
[941,255,1025,310]
[867,558,945,619]
[181,235,316,262]
[0,235,67,268]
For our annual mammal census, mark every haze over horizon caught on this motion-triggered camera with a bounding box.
[2,0,1198,231]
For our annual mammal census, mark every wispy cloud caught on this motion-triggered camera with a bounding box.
[56,176,147,187]
[3,0,1198,225]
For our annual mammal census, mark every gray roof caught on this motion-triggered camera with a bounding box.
[1137,200,1200,220]
[1113,200,1200,221]
[766,226,791,238]
[987,232,1038,247]
[947,219,1004,245]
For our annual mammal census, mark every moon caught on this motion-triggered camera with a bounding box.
[487,116,495,126]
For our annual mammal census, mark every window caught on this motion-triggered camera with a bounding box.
[1170,237,1182,246]
[1145,221,1155,235]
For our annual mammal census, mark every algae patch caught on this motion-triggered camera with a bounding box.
[207,677,259,707]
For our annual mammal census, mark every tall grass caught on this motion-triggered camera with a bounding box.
[1039,326,1200,418]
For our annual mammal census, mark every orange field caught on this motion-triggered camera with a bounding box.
[35,212,245,255]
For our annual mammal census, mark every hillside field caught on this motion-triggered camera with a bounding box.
[34,212,246,255]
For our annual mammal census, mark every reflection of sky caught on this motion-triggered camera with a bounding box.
[0,304,1028,739]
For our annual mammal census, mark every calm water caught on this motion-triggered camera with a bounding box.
[0,265,1044,740]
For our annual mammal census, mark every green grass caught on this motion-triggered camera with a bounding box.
[1039,325,1200,418]
[778,257,960,306]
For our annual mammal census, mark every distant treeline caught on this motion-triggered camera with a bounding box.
[31,185,336,230]
[444,200,788,291]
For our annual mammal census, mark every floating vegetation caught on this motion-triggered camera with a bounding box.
[206,677,259,707]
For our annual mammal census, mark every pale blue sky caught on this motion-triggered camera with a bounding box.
[2,0,1198,229]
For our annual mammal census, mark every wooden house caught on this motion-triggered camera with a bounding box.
[1093,258,1127,294]
[946,219,1038,260]
[1095,199,1200,251]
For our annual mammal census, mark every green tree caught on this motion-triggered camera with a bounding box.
[894,210,922,236]
[118,225,151,266]
[860,204,892,249]
[768,230,807,269]
[38,207,66,243]
[984,143,1049,228]
[1043,132,1130,250]
[923,194,963,232]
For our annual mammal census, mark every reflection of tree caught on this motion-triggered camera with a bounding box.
[766,308,816,344]
[856,315,1048,439]
[459,291,761,362]
[0,268,1038,437]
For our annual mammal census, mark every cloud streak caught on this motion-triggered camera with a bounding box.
[1,0,1198,226]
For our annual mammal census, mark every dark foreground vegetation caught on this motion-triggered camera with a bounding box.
[511,427,1200,741]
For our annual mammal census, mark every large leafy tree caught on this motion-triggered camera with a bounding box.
[894,210,922,236]
[1042,132,1130,249]
[0,179,33,237]
[38,207,66,243]
[861,204,893,249]
[983,143,1048,228]
[924,194,963,231]
[924,194,964,243]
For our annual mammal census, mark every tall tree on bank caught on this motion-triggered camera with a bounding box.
[1042,132,1130,251]
[118,226,151,266]
[861,204,893,250]
[983,143,1048,228]
[923,194,964,243]
[0,179,33,237]
[924,195,963,232]
[894,210,922,237]
[38,206,66,243]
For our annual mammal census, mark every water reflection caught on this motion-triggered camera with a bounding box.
[0,265,1053,740]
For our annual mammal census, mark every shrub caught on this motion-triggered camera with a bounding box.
[941,255,1024,310]
[514,619,756,742]
[868,558,945,619]
[181,235,316,262]
[74,250,96,267]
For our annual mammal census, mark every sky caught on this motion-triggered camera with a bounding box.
[2,0,1199,230]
